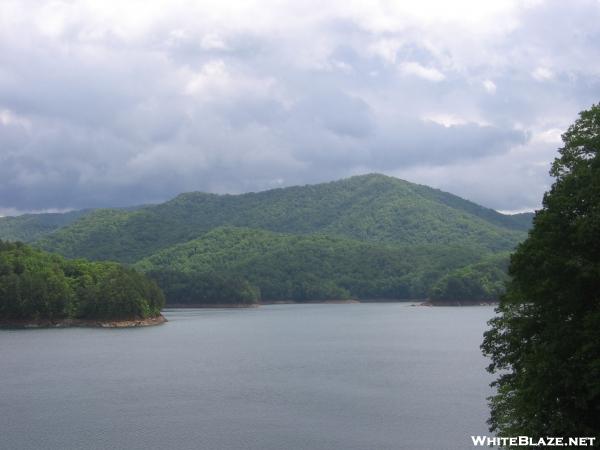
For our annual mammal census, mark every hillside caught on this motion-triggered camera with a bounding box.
[0,210,91,242]
[36,174,529,263]
[429,252,510,303]
[135,226,487,302]
[0,240,164,325]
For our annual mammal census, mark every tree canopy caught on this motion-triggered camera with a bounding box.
[482,104,600,439]
[134,226,489,303]
[429,253,509,303]
[0,240,164,322]
[33,174,528,263]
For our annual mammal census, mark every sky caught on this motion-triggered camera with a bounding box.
[1,0,599,216]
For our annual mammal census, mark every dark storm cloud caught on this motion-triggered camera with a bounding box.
[0,0,599,214]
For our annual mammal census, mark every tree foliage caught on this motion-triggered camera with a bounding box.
[35,174,528,263]
[147,270,260,305]
[135,226,488,303]
[0,240,164,321]
[0,210,90,242]
[482,104,600,440]
[430,253,509,302]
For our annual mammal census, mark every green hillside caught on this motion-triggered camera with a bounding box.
[429,252,510,303]
[135,226,488,302]
[0,210,91,243]
[36,174,528,263]
[0,240,164,323]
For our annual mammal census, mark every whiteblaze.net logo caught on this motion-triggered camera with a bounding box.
[471,436,597,447]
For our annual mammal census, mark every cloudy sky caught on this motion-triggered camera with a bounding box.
[1,0,599,216]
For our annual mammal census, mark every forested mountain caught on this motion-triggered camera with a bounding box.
[35,174,528,263]
[135,226,486,302]
[0,240,164,323]
[0,210,91,243]
[0,174,533,304]
[0,203,150,244]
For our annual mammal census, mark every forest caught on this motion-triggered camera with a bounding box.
[0,174,529,304]
[0,240,164,322]
[135,227,509,303]
[31,174,529,262]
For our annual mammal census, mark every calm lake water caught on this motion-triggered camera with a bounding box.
[1,304,496,450]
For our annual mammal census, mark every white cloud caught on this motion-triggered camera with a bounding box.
[399,62,445,82]
[200,33,227,50]
[368,38,403,64]
[532,67,554,81]
[0,0,598,213]
[0,108,31,128]
[423,114,468,127]
[483,79,497,93]
[183,60,279,102]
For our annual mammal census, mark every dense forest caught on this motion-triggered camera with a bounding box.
[32,174,529,263]
[0,174,532,304]
[135,226,508,303]
[0,210,90,243]
[429,253,510,303]
[482,103,600,439]
[0,240,164,322]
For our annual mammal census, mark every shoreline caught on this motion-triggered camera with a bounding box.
[0,314,167,329]
[0,299,499,329]
[260,299,361,305]
[165,299,376,308]
[165,299,414,308]
[165,303,260,308]
[420,300,499,307]
[164,298,497,308]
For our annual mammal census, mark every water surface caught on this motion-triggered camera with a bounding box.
[1,304,495,450]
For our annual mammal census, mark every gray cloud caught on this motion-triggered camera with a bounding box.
[0,0,599,214]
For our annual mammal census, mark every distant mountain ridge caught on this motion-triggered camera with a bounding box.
[0,174,534,303]
[0,204,148,243]
[0,210,91,243]
[28,174,531,263]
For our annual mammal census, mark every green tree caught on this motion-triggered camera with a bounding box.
[482,104,600,440]
[0,240,165,322]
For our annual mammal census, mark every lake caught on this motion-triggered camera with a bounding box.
[1,304,496,450]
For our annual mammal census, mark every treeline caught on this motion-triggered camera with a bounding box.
[429,253,509,302]
[34,173,527,263]
[147,270,260,305]
[0,240,164,322]
[136,226,499,303]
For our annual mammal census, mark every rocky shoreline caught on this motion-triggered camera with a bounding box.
[0,314,167,329]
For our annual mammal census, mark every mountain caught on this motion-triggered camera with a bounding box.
[0,203,151,244]
[0,174,533,303]
[135,226,486,302]
[0,210,91,242]
[35,174,529,263]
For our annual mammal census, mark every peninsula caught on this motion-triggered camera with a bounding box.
[0,240,165,328]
